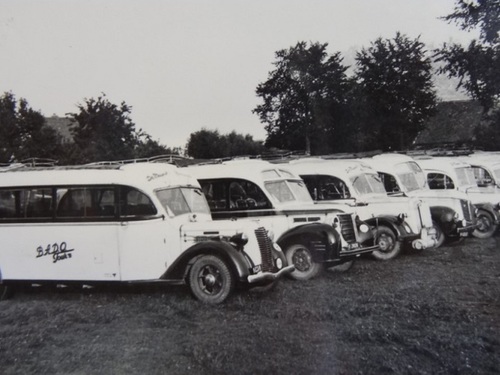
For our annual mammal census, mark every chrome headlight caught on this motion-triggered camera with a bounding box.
[266,229,275,242]
[273,242,282,252]
[397,213,407,223]
[276,257,283,269]
[358,223,370,233]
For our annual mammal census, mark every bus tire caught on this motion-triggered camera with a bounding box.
[473,210,497,239]
[285,244,322,281]
[188,255,234,304]
[432,220,446,248]
[372,226,402,261]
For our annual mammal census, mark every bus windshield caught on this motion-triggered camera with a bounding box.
[156,187,210,216]
[351,173,387,195]
[395,162,426,191]
[455,167,477,187]
[265,180,313,203]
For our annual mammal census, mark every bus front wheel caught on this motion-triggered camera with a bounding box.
[188,255,234,304]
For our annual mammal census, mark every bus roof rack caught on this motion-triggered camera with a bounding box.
[85,154,188,166]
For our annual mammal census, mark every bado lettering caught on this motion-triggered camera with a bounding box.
[36,242,75,263]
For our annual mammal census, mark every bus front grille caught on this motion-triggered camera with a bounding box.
[255,227,274,272]
[337,214,356,243]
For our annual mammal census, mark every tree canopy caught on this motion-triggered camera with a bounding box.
[253,41,350,154]
[254,36,437,153]
[186,129,265,159]
[436,0,500,150]
[436,0,500,110]
[0,92,63,163]
[355,33,437,150]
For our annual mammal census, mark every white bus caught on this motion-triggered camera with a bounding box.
[0,162,292,304]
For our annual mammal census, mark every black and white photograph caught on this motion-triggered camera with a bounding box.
[0,1,499,374]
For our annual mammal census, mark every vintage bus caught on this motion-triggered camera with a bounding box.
[0,162,292,304]
[184,159,378,280]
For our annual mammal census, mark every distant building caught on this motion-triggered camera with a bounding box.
[412,100,484,149]
[45,115,75,143]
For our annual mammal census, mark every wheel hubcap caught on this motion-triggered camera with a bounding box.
[478,217,491,232]
[378,234,394,253]
[198,265,222,295]
[292,249,311,272]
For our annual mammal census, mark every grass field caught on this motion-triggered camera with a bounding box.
[1,236,499,375]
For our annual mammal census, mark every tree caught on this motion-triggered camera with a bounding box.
[355,33,437,150]
[0,92,63,163]
[253,41,350,154]
[186,129,265,159]
[436,0,500,149]
[134,132,177,158]
[68,94,139,163]
[436,0,500,110]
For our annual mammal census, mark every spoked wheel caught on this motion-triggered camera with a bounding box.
[372,226,402,261]
[473,210,498,239]
[188,255,234,304]
[285,244,322,281]
[432,220,446,248]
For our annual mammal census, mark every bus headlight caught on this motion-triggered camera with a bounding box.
[276,257,283,269]
[359,223,370,233]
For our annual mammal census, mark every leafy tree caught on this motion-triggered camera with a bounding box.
[442,0,500,45]
[186,129,265,159]
[355,33,437,150]
[253,41,350,154]
[436,0,500,149]
[0,92,63,163]
[134,132,177,158]
[68,94,139,163]
[436,0,500,109]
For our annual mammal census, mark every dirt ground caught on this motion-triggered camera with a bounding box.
[0,236,499,375]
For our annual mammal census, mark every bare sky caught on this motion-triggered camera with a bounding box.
[0,0,476,148]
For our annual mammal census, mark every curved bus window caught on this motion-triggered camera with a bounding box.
[199,180,272,211]
[119,187,157,217]
[427,173,455,190]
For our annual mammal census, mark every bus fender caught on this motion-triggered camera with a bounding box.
[277,223,341,263]
[474,202,500,223]
[161,240,250,283]
[363,216,408,238]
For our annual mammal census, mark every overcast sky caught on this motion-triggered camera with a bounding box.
[1,0,476,148]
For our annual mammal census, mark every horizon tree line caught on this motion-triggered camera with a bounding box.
[1,0,498,163]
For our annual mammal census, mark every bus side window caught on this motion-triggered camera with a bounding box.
[120,187,156,216]
[0,190,17,218]
[57,188,88,217]
[378,173,399,193]
[427,173,454,189]
[26,188,53,218]
[200,181,228,211]
[56,187,121,218]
